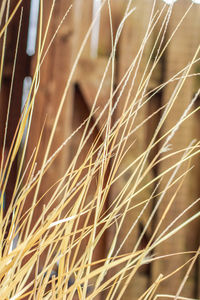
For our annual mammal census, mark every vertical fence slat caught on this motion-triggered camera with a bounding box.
[71,2,110,297]
[108,1,155,298]
[21,0,74,277]
[152,1,200,297]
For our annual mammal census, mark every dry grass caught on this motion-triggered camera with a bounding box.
[0,0,200,299]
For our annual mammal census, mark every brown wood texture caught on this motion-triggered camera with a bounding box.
[152,1,200,298]
[23,0,73,226]
[107,1,155,298]
[71,2,108,297]
[21,0,74,281]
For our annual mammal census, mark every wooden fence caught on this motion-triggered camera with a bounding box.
[0,0,200,298]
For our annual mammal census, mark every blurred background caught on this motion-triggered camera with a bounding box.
[0,0,200,298]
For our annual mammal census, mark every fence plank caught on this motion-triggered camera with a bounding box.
[152,1,200,297]
[70,2,110,298]
[21,0,74,280]
[107,1,155,298]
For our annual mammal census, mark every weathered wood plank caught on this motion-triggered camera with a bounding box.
[74,0,112,135]
[22,0,74,277]
[107,1,155,298]
[70,2,111,298]
[73,0,93,59]
[152,1,200,297]
[76,57,112,135]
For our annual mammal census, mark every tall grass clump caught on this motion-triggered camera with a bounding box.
[0,0,200,299]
